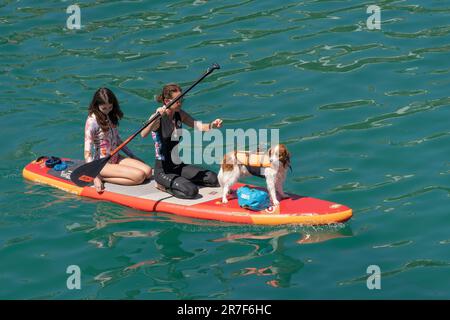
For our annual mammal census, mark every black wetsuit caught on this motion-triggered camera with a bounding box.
[152,111,219,199]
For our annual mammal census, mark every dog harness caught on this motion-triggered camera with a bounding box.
[236,151,271,178]
[236,151,272,168]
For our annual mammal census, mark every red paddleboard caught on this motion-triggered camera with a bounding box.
[22,157,352,226]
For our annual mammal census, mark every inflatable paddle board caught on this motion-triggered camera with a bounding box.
[22,157,352,225]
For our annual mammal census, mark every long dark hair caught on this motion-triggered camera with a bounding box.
[88,87,123,132]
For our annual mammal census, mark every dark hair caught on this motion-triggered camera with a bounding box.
[156,83,182,103]
[88,87,123,132]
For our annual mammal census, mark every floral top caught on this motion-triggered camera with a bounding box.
[84,114,135,164]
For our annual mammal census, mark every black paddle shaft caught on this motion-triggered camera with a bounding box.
[70,63,221,187]
[116,62,221,157]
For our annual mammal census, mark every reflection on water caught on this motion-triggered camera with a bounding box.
[212,226,352,245]
[88,206,353,290]
[213,226,352,288]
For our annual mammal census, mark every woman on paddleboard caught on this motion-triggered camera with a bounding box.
[141,83,223,199]
[84,87,152,193]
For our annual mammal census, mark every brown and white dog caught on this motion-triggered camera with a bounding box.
[218,144,291,207]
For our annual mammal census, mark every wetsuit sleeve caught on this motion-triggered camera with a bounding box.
[180,110,196,128]
[84,117,95,163]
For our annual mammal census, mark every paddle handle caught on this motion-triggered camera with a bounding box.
[109,63,220,158]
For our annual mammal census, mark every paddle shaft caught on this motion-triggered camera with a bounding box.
[109,64,219,159]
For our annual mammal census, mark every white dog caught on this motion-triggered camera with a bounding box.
[218,144,291,207]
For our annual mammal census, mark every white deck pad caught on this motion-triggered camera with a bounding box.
[103,179,222,206]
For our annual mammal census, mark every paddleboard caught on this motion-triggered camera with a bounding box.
[22,157,352,225]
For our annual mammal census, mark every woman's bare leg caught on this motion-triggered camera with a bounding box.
[99,163,147,185]
[92,159,152,193]
[118,158,152,179]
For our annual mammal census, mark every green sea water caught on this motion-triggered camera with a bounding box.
[1,0,449,299]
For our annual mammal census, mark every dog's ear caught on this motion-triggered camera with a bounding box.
[285,150,291,167]
[279,144,290,168]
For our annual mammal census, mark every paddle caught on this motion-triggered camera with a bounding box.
[70,63,221,187]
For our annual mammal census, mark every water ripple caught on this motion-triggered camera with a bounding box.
[339,259,450,286]
[319,99,375,111]
[385,186,450,202]
[332,174,415,193]
[286,97,450,144]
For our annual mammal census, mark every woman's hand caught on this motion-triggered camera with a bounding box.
[155,107,166,116]
[94,175,104,193]
[84,151,93,163]
[210,119,223,129]
[142,108,164,137]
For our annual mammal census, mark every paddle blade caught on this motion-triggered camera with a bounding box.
[70,157,110,187]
